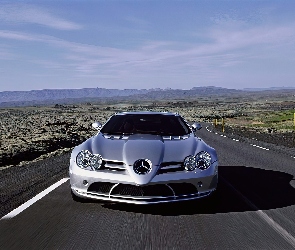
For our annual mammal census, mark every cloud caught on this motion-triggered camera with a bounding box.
[1,15,295,89]
[0,4,82,30]
[209,25,295,51]
[0,30,38,41]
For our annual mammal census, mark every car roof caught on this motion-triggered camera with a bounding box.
[115,111,179,116]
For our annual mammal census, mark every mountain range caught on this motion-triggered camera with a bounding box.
[0,86,294,107]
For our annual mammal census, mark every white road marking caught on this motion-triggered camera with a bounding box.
[1,177,69,220]
[205,126,213,133]
[207,126,274,151]
[221,176,295,248]
[250,144,270,151]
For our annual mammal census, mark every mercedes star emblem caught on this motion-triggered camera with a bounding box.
[133,159,152,175]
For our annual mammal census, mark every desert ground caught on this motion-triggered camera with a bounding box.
[1,95,294,169]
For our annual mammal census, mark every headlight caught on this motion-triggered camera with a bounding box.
[184,151,211,171]
[76,150,102,170]
[184,155,197,171]
[195,151,211,170]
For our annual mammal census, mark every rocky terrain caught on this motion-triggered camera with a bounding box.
[0,105,112,168]
[1,93,294,169]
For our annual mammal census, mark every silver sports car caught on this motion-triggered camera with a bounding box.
[69,111,218,204]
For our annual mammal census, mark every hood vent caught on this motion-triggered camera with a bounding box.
[103,134,129,140]
[162,135,190,140]
[103,134,190,140]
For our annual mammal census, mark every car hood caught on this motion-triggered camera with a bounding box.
[92,133,198,163]
[88,133,200,185]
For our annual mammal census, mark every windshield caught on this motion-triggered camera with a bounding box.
[101,114,191,136]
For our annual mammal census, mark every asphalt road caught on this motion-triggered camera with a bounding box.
[1,125,295,249]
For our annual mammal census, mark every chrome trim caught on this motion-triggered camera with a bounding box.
[165,184,176,197]
[74,190,213,204]
[103,158,125,163]
[161,165,182,170]
[108,183,119,199]
[104,164,126,170]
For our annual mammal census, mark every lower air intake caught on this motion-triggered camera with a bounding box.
[111,184,174,197]
[88,182,114,194]
[168,183,198,196]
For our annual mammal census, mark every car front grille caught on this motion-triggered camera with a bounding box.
[87,182,198,200]
[98,160,185,174]
[157,162,184,174]
[88,182,114,194]
[111,184,173,197]
[101,160,126,172]
[111,184,145,196]
[168,183,198,196]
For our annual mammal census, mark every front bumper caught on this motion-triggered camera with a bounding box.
[70,161,218,204]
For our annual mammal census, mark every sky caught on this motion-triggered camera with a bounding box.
[0,0,295,92]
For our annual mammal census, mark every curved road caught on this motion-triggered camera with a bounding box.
[1,125,295,249]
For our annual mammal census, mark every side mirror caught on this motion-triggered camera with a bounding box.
[92,122,102,130]
[191,122,202,131]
